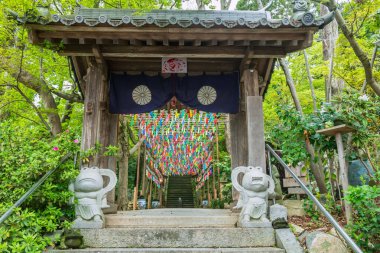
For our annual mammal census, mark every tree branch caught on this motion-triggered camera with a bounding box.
[0,99,28,110]
[320,0,380,96]
[8,110,44,126]
[13,85,52,133]
[50,89,83,103]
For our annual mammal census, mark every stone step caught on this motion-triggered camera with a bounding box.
[78,227,275,248]
[166,198,193,200]
[106,209,238,228]
[49,247,285,253]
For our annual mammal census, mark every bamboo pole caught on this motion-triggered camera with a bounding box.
[147,179,153,209]
[207,178,211,207]
[216,128,222,199]
[133,146,141,210]
[212,150,217,200]
[141,151,147,197]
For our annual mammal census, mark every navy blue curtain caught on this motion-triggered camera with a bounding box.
[109,73,239,114]
[176,73,239,113]
[109,74,174,114]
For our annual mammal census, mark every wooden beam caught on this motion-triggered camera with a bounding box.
[38,30,308,42]
[29,24,318,35]
[108,60,238,72]
[61,45,246,58]
[59,45,286,58]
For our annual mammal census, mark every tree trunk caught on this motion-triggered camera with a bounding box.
[279,58,328,194]
[279,59,303,115]
[360,44,378,93]
[321,4,344,101]
[303,50,318,112]
[325,0,380,96]
[39,84,62,135]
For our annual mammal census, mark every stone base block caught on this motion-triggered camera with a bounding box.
[72,220,104,229]
[270,204,287,222]
[79,227,275,248]
[275,228,304,253]
[48,247,285,253]
[106,209,238,228]
[237,220,272,228]
[283,200,305,217]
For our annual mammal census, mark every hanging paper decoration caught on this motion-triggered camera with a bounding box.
[130,109,219,188]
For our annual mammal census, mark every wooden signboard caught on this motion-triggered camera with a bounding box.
[162,57,187,73]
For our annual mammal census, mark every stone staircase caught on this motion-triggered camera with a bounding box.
[166,175,194,208]
[49,209,286,253]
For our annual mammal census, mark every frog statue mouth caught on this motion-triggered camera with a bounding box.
[78,178,97,184]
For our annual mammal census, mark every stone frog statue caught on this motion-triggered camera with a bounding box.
[232,166,275,224]
[69,167,117,227]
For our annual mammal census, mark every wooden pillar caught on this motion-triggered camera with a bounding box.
[230,77,248,205]
[246,69,266,171]
[81,61,118,204]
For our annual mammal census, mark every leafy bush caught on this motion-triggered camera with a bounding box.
[345,172,380,253]
[0,120,80,252]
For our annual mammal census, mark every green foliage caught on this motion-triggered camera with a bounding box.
[345,172,380,252]
[302,197,320,221]
[210,199,224,209]
[0,120,81,252]
[236,0,293,18]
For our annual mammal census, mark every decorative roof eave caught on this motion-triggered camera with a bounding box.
[12,7,335,30]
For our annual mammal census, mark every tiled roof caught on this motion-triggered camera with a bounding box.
[24,7,335,29]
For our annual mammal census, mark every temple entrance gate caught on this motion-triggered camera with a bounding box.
[23,4,334,251]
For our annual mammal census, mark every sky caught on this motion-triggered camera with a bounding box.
[182,0,239,10]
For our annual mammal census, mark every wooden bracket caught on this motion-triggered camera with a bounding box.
[92,45,108,81]
[260,58,274,96]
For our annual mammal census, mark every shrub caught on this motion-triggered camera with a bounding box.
[345,172,380,253]
[0,120,80,252]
